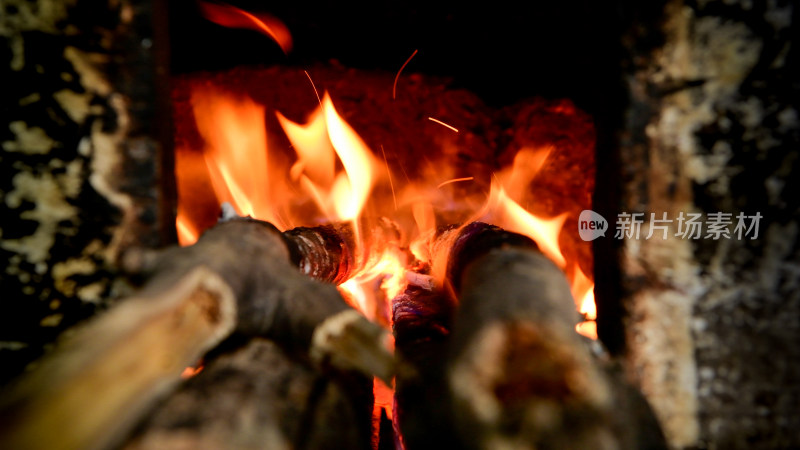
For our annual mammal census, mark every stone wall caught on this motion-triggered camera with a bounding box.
[609,0,800,447]
[0,0,171,382]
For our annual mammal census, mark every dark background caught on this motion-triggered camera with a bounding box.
[167,0,624,112]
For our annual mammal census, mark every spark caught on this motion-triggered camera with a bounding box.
[436,177,474,189]
[428,117,459,133]
[197,0,293,54]
[304,70,321,105]
[397,157,411,184]
[181,364,204,379]
[380,145,398,211]
[393,49,418,100]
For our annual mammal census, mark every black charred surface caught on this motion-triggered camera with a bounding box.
[445,222,537,293]
[392,285,459,450]
[284,223,357,285]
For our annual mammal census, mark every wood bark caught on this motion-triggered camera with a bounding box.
[123,337,374,450]
[0,218,391,450]
[392,285,459,450]
[284,218,402,285]
[395,222,666,449]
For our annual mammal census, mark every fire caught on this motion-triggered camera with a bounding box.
[176,7,598,448]
[572,266,598,339]
[180,363,204,380]
[175,86,597,337]
[460,145,597,339]
[197,0,293,54]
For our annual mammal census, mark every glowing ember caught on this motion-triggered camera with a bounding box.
[392,49,418,100]
[427,117,459,133]
[303,70,322,104]
[197,0,293,54]
[180,364,204,380]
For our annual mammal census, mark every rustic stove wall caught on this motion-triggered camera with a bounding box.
[598,1,800,447]
[0,0,174,383]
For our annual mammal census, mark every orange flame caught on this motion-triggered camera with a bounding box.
[176,212,199,247]
[488,184,568,269]
[469,145,597,339]
[278,93,379,252]
[175,86,596,338]
[198,0,293,54]
[571,263,598,339]
[188,89,295,230]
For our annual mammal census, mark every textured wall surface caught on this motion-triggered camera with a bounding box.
[616,0,799,447]
[0,0,170,383]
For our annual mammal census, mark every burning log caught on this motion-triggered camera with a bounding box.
[447,224,666,449]
[448,245,619,449]
[284,217,402,285]
[394,222,666,449]
[0,218,392,450]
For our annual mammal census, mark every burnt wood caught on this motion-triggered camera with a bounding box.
[392,285,459,449]
[283,217,402,285]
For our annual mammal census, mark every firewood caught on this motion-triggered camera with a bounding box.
[408,221,666,449]
[283,222,357,285]
[283,217,402,285]
[392,285,460,449]
[0,218,392,450]
[421,221,538,292]
[447,247,618,449]
[123,337,374,450]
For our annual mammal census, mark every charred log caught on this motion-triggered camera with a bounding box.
[283,217,402,285]
[392,285,459,449]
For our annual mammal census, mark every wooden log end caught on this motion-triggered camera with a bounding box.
[310,310,394,385]
[0,266,238,450]
[448,319,617,450]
